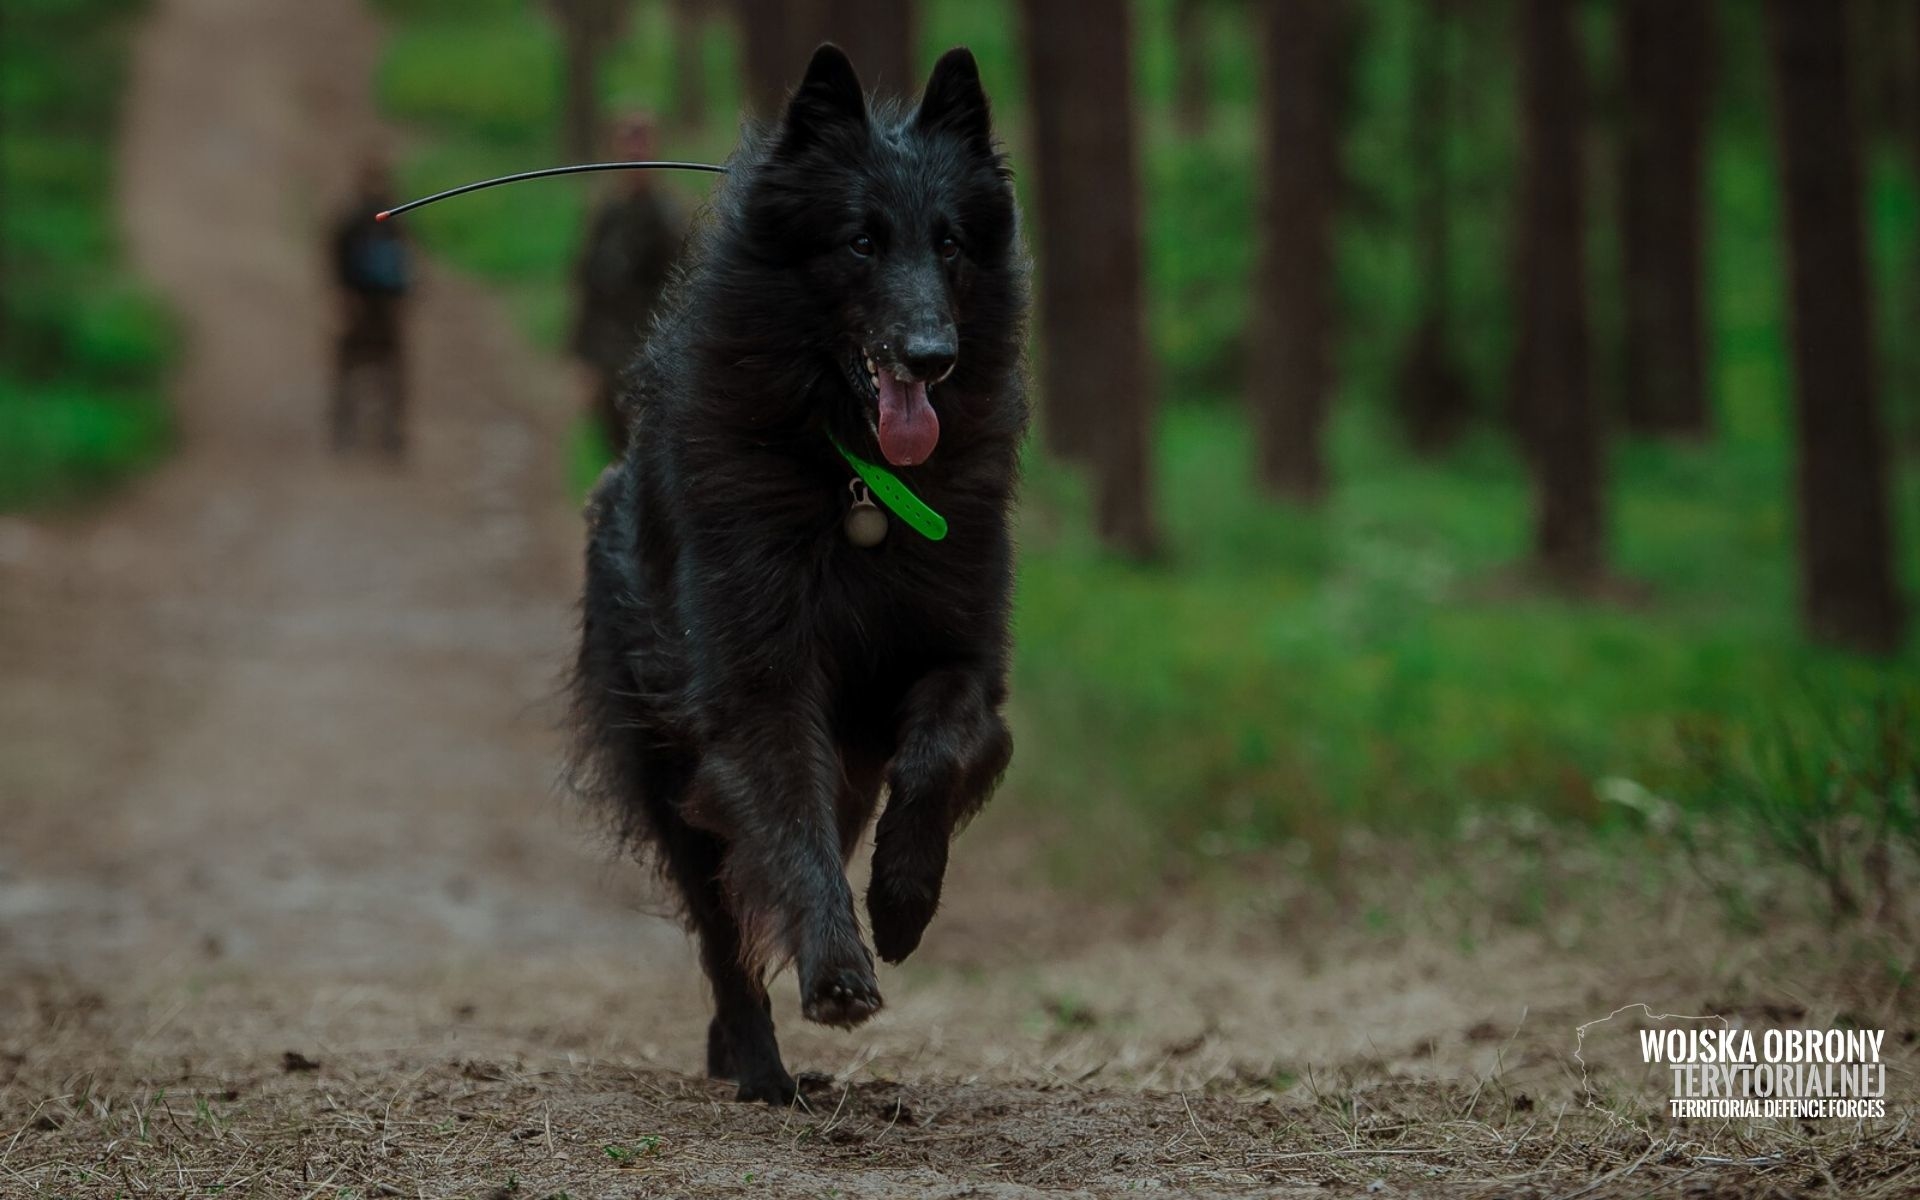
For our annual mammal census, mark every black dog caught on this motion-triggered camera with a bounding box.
[569,44,1028,1105]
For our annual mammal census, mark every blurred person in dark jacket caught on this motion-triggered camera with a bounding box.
[570,113,686,457]
[329,158,413,455]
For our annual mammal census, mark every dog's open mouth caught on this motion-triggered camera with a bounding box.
[855,347,940,468]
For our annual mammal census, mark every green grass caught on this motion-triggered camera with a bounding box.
[1014,404,1917,879]
[1,0,176,509]
[373,0,1920,888]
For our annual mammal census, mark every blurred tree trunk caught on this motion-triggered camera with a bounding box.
[1619,0,1712,438]
[1859,0,1914,148]
[672,0,709,131]
[549,0,631,161]
[1173,0,1210,138]
[1513,0,1604,585]
[1902,0,1920,473]
[1022,0,1161,558]
[1396,0,1471,455]
[738,0,822,117]
[1249,0,1347,502]
[817,0,917,98]
[1906,0,1920,187]
[1766,0,1907,653]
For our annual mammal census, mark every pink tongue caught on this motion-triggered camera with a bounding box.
[875,372,939,466]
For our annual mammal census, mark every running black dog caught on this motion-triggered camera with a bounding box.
[570,45,1027,1105]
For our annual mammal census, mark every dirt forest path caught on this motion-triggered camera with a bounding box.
[1,0,634,977]
[4,2,1898,1197]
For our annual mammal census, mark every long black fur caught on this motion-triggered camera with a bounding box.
[569,45,1028,1105]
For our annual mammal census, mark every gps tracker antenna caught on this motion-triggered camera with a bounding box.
[375,160,729,221]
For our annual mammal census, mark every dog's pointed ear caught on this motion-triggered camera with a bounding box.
[915,48,992,150]
[780,44,867,153]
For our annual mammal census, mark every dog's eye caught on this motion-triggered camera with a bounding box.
[939,237,961,262]
[849,233,875,258]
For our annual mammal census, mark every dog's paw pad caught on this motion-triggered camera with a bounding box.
[801,970,883,1029]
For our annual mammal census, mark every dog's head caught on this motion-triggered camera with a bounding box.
[740,45,1021,467]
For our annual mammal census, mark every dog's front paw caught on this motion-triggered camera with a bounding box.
[734,1065,802,1107]
[799,960,883,1028]
[868,831,948,964]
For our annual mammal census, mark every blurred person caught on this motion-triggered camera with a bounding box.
[328,158,413,455]
[569,112,687,457]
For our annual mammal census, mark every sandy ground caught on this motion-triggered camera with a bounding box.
[1,1,1914,1196]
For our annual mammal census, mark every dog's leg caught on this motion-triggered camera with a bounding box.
[689,713,882,1030]
[656,816,798,1105]
[867,668,1012,964]
[690,886,793,1105]
[619,739,796,1105]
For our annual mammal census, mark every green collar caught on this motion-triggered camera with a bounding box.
[830,435,948,541]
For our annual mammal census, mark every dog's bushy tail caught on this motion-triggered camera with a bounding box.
[565,462,671,859]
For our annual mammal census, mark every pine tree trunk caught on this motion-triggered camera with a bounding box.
[1396,0,1472,454]
[1620,0,1712,438]
[1249,0,1346,502]
[1766,0,1907,653]
[1173,0,1210,138]
[672,0,709,130]
[555,0,609,161]
[738,0,822,117]
[1905,0,1920,192]
[818,0,916,99]
[1021,0,1160,557]
[549,0,634,158]
[1514,0,1604,585]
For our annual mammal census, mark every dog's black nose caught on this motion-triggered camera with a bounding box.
[902,334,957,383]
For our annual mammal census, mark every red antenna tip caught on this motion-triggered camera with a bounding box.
[374,210,392,222]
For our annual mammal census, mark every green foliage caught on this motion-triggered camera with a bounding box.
[919,0,1025,114]
[1677,687,1920,922]
[1704,12,1793,446]
[1868,146,1920,443]
[380,21,562,138]
[0,375,173,510]
[1,0,176,509]
[1144,110,1255,404]
[1337,0,1523,424]
[601,1136,663,1162]
[373,0,1920,888]
[1013,404,1917,883]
